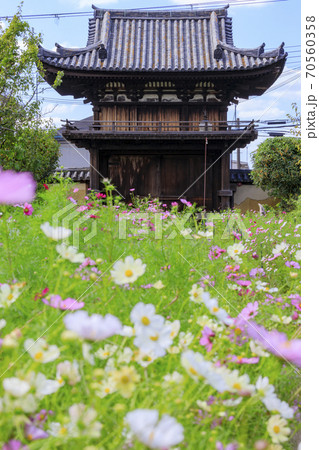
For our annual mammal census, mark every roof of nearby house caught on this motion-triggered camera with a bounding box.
[38,5,287,73]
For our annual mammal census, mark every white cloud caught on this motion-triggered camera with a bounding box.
[65,0,118,9]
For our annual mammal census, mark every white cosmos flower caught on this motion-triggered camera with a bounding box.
[202,294,233,326]
[180,228,192,236]
[224,369,255,395]
[111,256,146,285]
[125,409,184,449]
[189,284,204,303]
[130,303,164,332]
[0,318,6,329]
[24,338,60,363]
[295,250,301,261]
[162,371,184,388]
[134,349,157,367]
[250,340,270,357]
[64,310,122,341]
[34,372,61,398]
[82,342,95,365]
[68,403,102,438]
[117,346,134,364]
[197,230,214,238]
[95,344,118,360]
[227,243,245,259]
[0,283,22,308]
[263,395,294,419]
[256,376,275,398]
[153,280,165,289]
[181,350,211,381]
[3,377,30,397]
[40,222,72,240]
[272,242,289,255]
[134,323,173,357]
[56,360,81,386]
[56,243,85,263]
[267,414,291,444]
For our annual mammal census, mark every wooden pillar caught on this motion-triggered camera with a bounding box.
[212,151,221,211]
[218,150,232,210]
[90,147,100,191]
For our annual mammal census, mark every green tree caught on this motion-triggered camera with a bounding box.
[251,137,301,204]
[0,4,62,182]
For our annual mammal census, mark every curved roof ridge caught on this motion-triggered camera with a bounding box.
[214,42,287,60]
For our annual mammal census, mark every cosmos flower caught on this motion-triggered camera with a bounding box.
[56,360,81,386]
[64,311,122,341]
[56,243,86,263]
[0,283,23,308]
[245,322,301,367]
[134,323,173,357]
[224,369,255,395]
[42,295,84,311]
[199,326,215,352]
[267,415,291,444]
[2,440,28,450]
[130,302,164,333]
[111,256,146,285]
[189,284,205,303]
[0,169,36,204]
[125,409,184,449]
[25,423,48,441]
[40,222,72,240]
[24,338,60,363]
[109,365,141,398]
[68,403,102,438]
[23,203,33,216]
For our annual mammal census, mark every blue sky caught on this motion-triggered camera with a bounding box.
[2,0,301,166]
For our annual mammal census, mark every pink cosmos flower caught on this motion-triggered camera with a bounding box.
[249,268,265,278]
[0,169,36,205]
[289,294,301,311]
[34,287,49,301]
[23,203,33,216]
[180,198,192,207]
[73,188,79,193]
[245,321,301,367]
[68,196,77,204]
[25,423,48,441]
[240,301,259,320]
[228,355,259,364]
[199,326,215,352]
[285,261,300,269]
[42,295,84,310]
[236,280,251,287]
[209,246,226,260]
[171,202,178,207]
[2,440,28,450]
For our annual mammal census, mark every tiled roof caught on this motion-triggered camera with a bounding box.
[38,6,287,73]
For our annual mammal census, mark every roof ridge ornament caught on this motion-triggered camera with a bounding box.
[54,40,104,57]
[213,41,285,60]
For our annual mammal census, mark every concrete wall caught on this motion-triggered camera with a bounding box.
[234,185,278,212]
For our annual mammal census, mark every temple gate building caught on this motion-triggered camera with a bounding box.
[39,5,287,210]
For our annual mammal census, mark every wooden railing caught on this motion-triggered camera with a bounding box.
[63,119,256,133]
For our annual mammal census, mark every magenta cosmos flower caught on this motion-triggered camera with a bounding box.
[199,326,215,352]
[2,441,28,450]
[0,169,36,205]
[42,295,84,310]
[246,321,301,367]
[23,203,33,216]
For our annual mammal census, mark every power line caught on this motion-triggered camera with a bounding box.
[0,0,289,20]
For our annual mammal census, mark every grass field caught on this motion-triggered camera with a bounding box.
[0,179,301,449]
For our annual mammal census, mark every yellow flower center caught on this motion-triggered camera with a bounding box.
[150,335,159,341]
[7,294,14,300]
[212,306,219,313]
[273,425,280,434]
[189,367,198,376]
[235,328,242,336]
[34,351,43,361]
[104,387,110,393]
[121,375,130,384]
[141,316,150,326]
[58,377,64,384]
[193,292,199,298]
[125,269,133,277]
[234,249,239,253]
[60,427,68,435]
[27,434,33,441]
[233,382,242,390]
